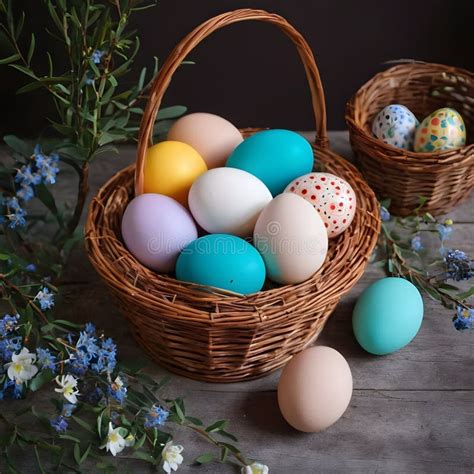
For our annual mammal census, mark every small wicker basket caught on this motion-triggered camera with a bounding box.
[346,61,474,216]
[85,9,380,383]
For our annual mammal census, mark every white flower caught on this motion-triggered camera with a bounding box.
[5,347,38,383]
[162,441,184,473]
[102,422,127,456]
[242,462,269,474]
[55,374,79,404]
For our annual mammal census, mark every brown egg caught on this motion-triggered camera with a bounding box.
[168,113,243,169]
[277,346,352,432]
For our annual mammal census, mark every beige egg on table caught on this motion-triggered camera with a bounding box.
[277,346,353,432]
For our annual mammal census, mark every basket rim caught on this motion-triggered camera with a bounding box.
[346,61,474,162]
[85,139,381,325]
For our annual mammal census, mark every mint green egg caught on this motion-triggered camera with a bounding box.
[352,277,423,355]
[175,234,265,295]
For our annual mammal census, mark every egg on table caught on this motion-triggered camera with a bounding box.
[226,129,314,196]
[278,346,353,432]
[253,193,328,284]
[168,113,243,169]
[175,234,266,294]
[188,168,272,237]
[144,141,207,206]
[284,172,356,238]
[414,107,466,152]
[121,194,198,273]
[353,277,424,355]
[372,104,419,150]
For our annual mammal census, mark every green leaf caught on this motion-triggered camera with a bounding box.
[205,420,228,433]
[133,451,156,464]
[133,432,147,450]
[0,53,20,64]
[80,444,92,465]
[185,416,203,426]
[35,183,61,225]
[27,33,35,64]
[220,446,229,463]
[74,443,81,465]
[195,453,214,464]
[3,135,31,156]
[72,416,95,434]
[219,430,238,442]
[457,286,474,300]
[59,434,81,443]
[29,369,55,392]
[156,106,187,120]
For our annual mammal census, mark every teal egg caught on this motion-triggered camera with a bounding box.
[226,129,314,196]
[352,277,423,355]
[175,234,266,294]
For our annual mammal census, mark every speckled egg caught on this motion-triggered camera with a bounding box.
[372,104,419,149]
[284,172,356,238]
[414,107,466,153]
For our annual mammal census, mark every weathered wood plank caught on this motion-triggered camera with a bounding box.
[1,132,473,473]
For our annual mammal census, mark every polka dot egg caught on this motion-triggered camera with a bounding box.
[414,107,466,153]
[284,172,356,238]
[372,104,419,150]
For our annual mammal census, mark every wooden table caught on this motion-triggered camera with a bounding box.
[16,132,474,472]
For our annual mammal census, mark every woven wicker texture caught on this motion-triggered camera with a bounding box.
[346,62,474,216]
[85,9,380,382]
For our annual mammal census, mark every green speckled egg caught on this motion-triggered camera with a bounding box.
[352,277,424,355]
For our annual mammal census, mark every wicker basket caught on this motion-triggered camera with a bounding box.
[85,9,380,383]
[346,61,474,216]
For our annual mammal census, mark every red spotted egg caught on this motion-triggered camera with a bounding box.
[284,172,356,238]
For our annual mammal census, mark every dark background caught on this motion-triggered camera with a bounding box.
[1,0,473,136]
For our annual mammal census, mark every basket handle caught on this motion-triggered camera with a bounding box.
[135,8,329,195]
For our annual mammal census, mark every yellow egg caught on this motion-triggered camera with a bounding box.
[414,108,466,153]
[144,141,207,206]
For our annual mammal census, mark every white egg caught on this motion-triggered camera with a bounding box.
[253,193,328,284]
[372,104,419,150]
[188,167,272,237]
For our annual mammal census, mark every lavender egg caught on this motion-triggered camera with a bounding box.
[372,104,419,150]
[121,193,198,273]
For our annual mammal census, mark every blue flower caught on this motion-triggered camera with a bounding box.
[453,306,474,331]
[36,347,56,371]
[380,206,391,222]
[437,223,453,242]
[66,349,90,376]
[50,415,68,433]
[15,165,41,186]
[90,337,117,374]
[144,405,169,429]
[444,249,473,281]
[61,403,76,417]
[84,322,96,336]
[34,149,60,185]
[0,313,19,337]
[25,263,37,272]
[85,71,95,86]
[35,287,55,310]
[16,183,34,202]
[411,234,423,251]
[76,330,99,358]
[2,379,23,399]
[108,377,127,405]
[0,336,22,362]
[3,197,27,229]
[91,49,105,64]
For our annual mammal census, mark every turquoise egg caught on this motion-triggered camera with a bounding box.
[352,277,424,355]
[226,129,314,196]
[175,234,266,294]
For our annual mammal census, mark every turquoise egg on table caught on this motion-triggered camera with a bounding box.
[352,277,424,355]
[226,129,314,196]
[175,234,266,294]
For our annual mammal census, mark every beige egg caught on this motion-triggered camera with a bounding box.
[278,346,353,432]
[253,193,328,284]
[168,113,243,169]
